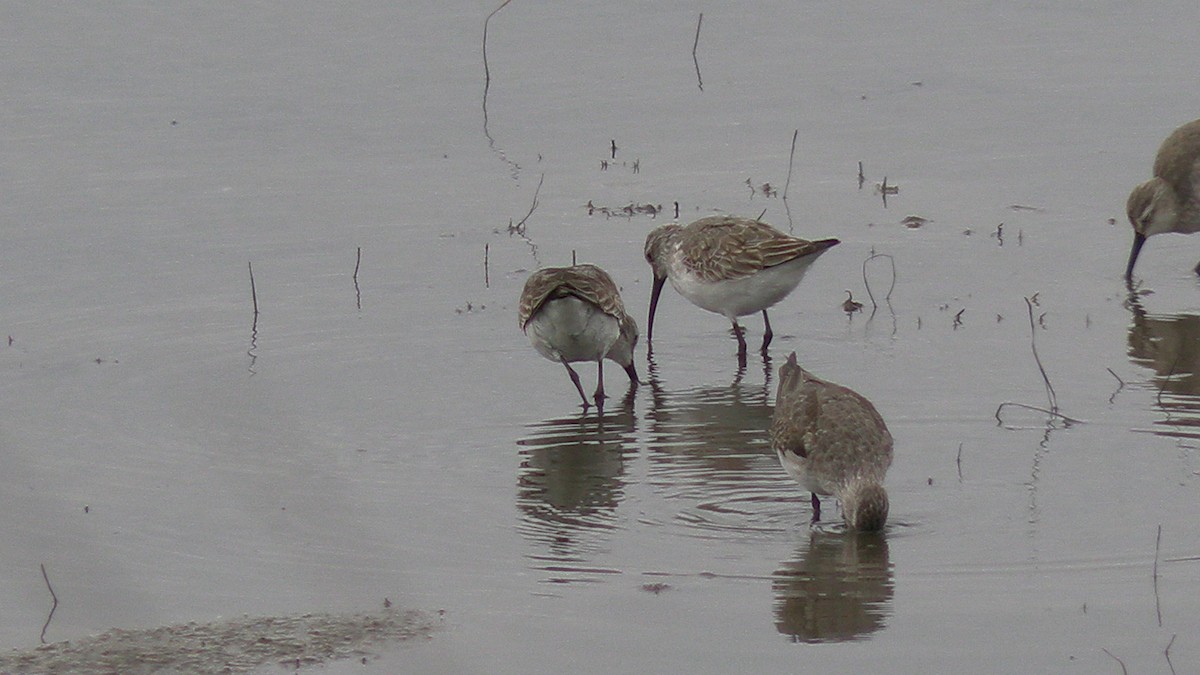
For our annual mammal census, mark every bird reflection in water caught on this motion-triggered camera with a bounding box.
[1126,294,1200,439]
[642,351,803,537]
[772,530,893,643]
[515,391,638,583]
[644,350,777,476]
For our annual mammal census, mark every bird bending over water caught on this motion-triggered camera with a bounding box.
[519,264,639,411]
[1125,118,1200,282]
[644,216,839,357]
[770,352,893,531]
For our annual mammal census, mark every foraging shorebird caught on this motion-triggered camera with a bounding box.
[519,264,639,410]
[770,352,892,531]
[1125,118,1200,282]
[644,216,839,357]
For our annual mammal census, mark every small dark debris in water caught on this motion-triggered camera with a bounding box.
[170,119,178,126]
[585,200,662,219]
[1018,229,1023,245]
[455,302,485,315]
[384,598,392,608]
[953,308,965,329]
[611,139,617,159]
[901,215,928,229]
[599,159,641,173]
[927,477,933,485]
[1008,204,1042,212]
[842,290,863,315]
[641,583,672,595]
[991,223,1004,245]
[1029,292,1040,306]
[857,161,866,189]
[876,178,899,196]
[996,314,1003,323]
[83,505,89,514]
[911,81,923,87]
[1107,217,1117,225]
[963,228,972,235]
[7,335,12,345]
[1038,312,1047,329]
[746,178,778,198]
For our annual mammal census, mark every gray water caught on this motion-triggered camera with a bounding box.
[2,2,1199,673]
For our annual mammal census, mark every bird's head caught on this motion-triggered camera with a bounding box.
[1125,178,1179,281]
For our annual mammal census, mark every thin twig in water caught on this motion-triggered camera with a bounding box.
[956,442,963,481]
[861,253,896,310]
[353,247,362,309]
[756,207,767,222]
[1159,349,1182,407]
[782,129,799,232]
[248,262,259,317]
[484,243,490,288]
[1106,367,1124,404]
[692,13,704,91]
[994,402,1084,425]
[1102,648,1128,675]
[1165,633,1177,675]
[511,172,545,235]
[1025,296,1056,413]
[782,129,798,202]
[483,0,514,100]
[1154,524,1163,627]
[40,563,57,644]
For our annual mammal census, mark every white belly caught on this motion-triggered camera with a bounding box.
[776,448,832,496]
[670,254,821,320]
[526,296,620,363]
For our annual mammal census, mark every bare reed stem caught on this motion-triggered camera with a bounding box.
[248,262,259,316]
[40,563,57,644]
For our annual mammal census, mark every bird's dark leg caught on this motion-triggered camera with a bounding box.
[810,493,822,523]
[561,358,590,410]
[593,359,607,410]
[731,320,748,358]
[761,310,773,354]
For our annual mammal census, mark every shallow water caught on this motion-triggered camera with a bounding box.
[2,1,1200,673]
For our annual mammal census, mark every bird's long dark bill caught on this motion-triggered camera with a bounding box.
[647,275,667,343]
[1125,232,1146,282]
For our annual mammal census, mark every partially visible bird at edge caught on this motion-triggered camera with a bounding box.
[1125,118,1200,283]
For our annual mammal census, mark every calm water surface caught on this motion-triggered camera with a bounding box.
[2,2,1199,673]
